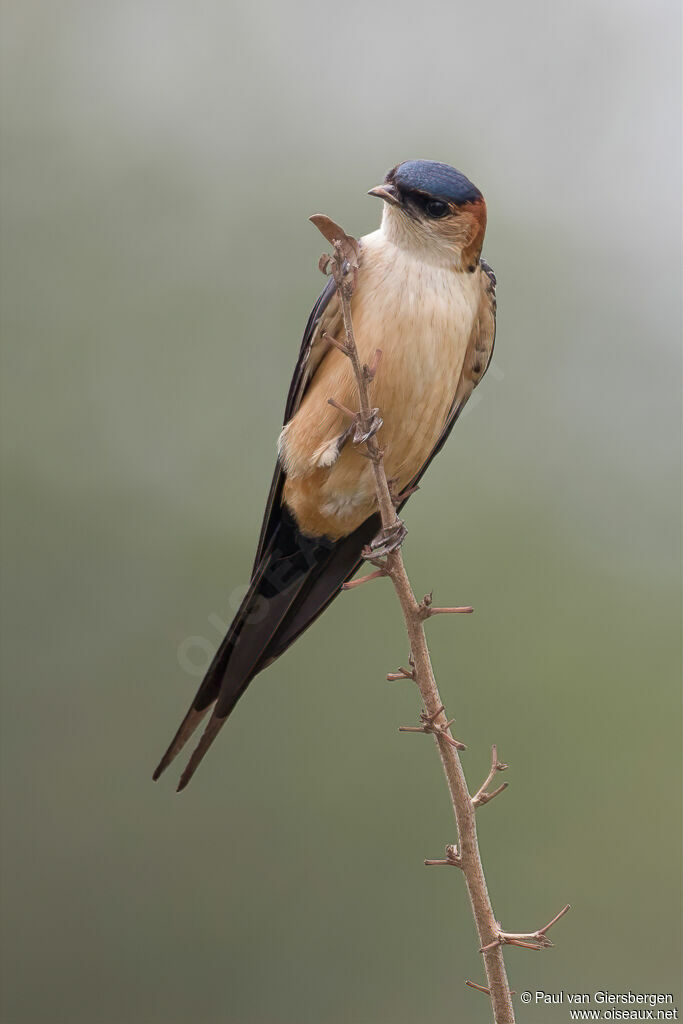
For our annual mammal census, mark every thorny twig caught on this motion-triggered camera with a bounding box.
[480,904,572,953]
[425,843,462,868]
[311,214,569,1023]
[398,705,467,750]
[472,744,510,808]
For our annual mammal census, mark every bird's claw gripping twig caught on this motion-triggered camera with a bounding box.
[353,409,383,445]
[363,520,407,558]
[325,398,382,457]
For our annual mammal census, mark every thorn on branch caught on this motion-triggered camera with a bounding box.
[388,651,417,679]
[386,664,416,681]
[321,331,351,355]
[430,605,475,616]
[465,980,517,997]
[425,843,462,868]
[419,603,474,619]
[421,705,444,724]
[342,569,388,591]
[392,483,420,507]
[475,782,509,807]
[325,397,383,454]
[472,745,510,808]
[418,592,474,619]
[327,397,357,420]
[398,706,466,750]
[363,348,382,383]
[479,904,571,954]
[466,980,491,996]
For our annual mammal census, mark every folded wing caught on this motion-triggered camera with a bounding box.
[153,260,496,789]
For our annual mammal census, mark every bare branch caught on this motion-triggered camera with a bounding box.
[310,213,569,1024]
[472,745,510,808]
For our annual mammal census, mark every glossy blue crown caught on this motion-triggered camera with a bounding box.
[388,160,482,204]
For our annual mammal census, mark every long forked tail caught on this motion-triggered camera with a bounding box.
[153,510,379,791]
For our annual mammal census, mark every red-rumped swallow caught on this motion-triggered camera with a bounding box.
[154,160,496,790]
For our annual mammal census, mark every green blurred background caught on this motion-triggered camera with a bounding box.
[1,2,680,1022]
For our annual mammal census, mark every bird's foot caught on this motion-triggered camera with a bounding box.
[353,409,383,445]
[363,520,407,558]
[324,399,382,455]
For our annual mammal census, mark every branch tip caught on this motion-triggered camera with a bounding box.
[327,396,357,420]
[475,782,509,806]
[342,569,388,590]
[424,843,462,868]
[472,746,510,807]
[480,904,571,954]
[386,665,416,682]
[466,981,516,996]
[321,331,351,355]
[363,348,383,382]
[423,605,474,618]
[540,903,572,932]
[466,980,491,995]
[417,592,474,619]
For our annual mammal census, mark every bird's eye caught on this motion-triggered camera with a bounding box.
[425,199,449,219]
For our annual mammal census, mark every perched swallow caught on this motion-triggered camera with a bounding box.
[154,159,496,790]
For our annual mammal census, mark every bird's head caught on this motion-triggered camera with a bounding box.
[368,160,487,272]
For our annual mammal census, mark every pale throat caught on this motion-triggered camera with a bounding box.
[379,205,468,271]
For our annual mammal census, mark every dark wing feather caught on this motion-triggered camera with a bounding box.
[251,277,339,574]
[154,278,341,784]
